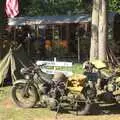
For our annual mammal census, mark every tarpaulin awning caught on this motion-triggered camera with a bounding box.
[0,49,16,85]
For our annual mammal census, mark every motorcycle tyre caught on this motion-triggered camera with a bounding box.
[12,83,38,108]
[78,102,92,115]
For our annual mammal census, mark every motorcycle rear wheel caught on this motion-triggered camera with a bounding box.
[12,83,38,108]
[77,102,91,115]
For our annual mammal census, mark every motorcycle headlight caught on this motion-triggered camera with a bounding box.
[20,68,25,74]
[24,74,30,80]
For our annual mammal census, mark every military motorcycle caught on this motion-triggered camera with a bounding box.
[83,60,120,104]
[12,63,93,115]
[11,64,53,108]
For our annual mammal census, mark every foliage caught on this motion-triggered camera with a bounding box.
[20,0,92,16]
[1,0,120,26]
[72,63,83,73]
[109,0,120,13]
[0,0,5,26]
[1,0,120,25]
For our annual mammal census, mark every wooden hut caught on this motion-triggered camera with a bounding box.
[7,15,91,62]
[6,12,120,62]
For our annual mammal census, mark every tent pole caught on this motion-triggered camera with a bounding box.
[14,26,16,41]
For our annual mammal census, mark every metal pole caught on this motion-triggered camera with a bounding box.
[77,35,80,62]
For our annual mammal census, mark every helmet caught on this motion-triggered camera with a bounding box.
[53,72,67,81]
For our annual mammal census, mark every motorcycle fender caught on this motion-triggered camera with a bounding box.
[13,80,39,90]
[13,79,28,86]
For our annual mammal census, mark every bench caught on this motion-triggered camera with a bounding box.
[36,57,73,77]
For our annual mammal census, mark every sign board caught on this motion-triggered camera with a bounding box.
[36,59,73,77]
[41,68,73,77]
[36,60,72,67]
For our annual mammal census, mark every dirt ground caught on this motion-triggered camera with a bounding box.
[0,98,120,120]
[0,87,120,120]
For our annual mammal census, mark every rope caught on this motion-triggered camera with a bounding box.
[14,55,27,68]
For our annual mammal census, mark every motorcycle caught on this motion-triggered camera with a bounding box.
[83,60,120,104]
[11,64,53,108]
[12,63,93,115]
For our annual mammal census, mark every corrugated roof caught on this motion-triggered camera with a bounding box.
[8,15,91,26]
[8,12,119,26]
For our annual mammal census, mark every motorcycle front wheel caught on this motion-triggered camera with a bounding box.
[12,83,38,108]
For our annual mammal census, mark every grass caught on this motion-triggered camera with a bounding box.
[72,63,83,74]
[45,63,83,74]
[0,64,120,120]
[0,87,57,120]
[0,86,10,101]
[0,89,120,120]
[0,88,120,120]
[0,64,84,120]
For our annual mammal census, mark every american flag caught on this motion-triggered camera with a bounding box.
[5,0,19,18]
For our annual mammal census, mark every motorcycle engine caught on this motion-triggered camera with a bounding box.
[100,92,116,103]
[40,95,57,109]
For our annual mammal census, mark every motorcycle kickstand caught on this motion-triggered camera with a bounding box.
[55,97,63,120]
[55,103,61,120]
[75,102,79,116]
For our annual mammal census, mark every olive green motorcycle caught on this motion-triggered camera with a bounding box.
[83,60,120,107]
[11,63,94,115]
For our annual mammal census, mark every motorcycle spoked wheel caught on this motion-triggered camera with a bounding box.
[12,83,38,108]
[69,101,91,115]
[76,101,92,115]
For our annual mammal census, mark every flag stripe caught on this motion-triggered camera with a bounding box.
[5,0,19,18]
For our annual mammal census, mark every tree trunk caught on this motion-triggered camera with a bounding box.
[90,0,100,60]
[98,0,107,61]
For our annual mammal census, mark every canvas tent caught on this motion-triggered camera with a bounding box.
[0,44,31,85]
[0,49,16,85]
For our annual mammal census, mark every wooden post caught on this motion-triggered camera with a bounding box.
[77,36,80,62]
[27,33,30,56]
[66,24,69,55]
[52,25,55,42]
[54,57,56,71]
[76,26,80,62]
[66,24,69,42]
